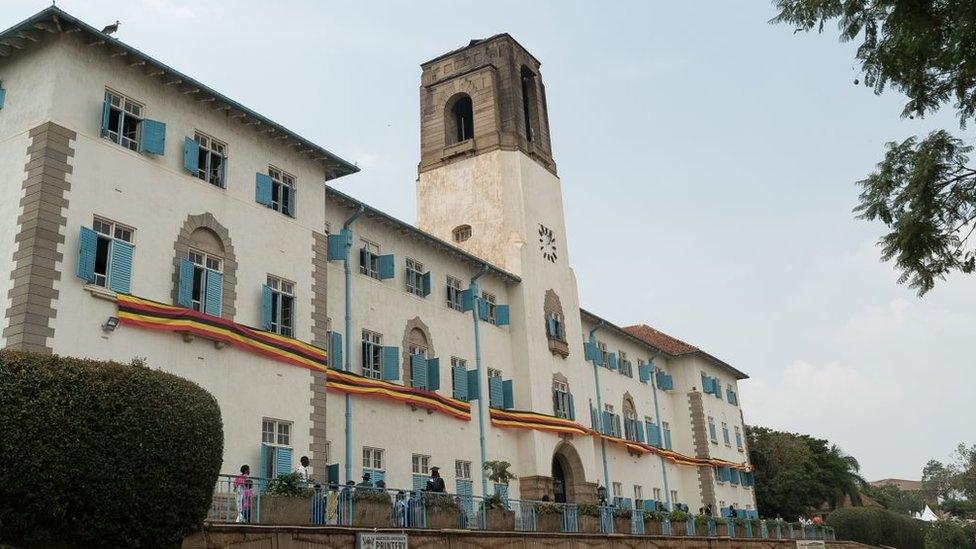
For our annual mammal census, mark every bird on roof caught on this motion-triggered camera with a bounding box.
[101,20,120,35]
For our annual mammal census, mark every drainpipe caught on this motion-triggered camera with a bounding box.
[648,350,672,511]
[341,206,364,484]
[588,321,611,496]
[469,264,491,500]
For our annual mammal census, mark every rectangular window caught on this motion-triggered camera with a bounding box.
[662,421,672,449]
[91,216,134,288]
[267,275,295,337]
[268,165,296,217]
[487,367,502,379]
[405,258,425,297]
[446,276,463,311]
[262,418,292,446]
[634,485,643,502]
[362,447,384,470]
[103,89,143,151]
[450,356,467,396]
[722,422,731,446]
[194,132,227,187]
[455,460,471,480]
[708,416,717,443]
[546,312,565,340]
[598,341,608,367]
[612,482,622,497]
[481,291,497,324]
[670,490,678,505]
[360,240,379,279]
[361,330,382,379]
[188,249,222,312]
[735,426,743,451]
[653,488,662,501]
[619,350,632,377]
[408,344,428,386]
[411,454,431,475]
[552,379,571,418]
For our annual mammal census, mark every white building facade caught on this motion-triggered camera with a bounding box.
[0,8,756,517]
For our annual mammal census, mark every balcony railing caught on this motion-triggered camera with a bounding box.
[208,475,835,540]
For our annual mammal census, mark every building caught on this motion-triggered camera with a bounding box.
[0,8,757,516]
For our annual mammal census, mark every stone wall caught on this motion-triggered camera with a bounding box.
[183,524,882,549]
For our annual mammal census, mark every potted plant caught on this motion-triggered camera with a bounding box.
[642,509,664,535]
[714,517,730,537]
[483,461,517,530]
[577,503,603,533]
[668,509,689,536]
[352,488,393,528]
[534,502,563,532]
[262,472,314,525]
[733,517,747,537]
[424,493,461,529]
[612,507,634,534]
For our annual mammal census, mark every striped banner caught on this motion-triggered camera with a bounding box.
[489,407,751,471]
[327,368,471,421]
[116,294,326,371]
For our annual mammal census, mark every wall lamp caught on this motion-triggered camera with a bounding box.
[102,316,120,332]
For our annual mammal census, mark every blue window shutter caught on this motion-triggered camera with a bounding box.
[412,474,426,492]
[647,422,661,447]
[488,376,504,408]
[381,346,399,380]
[623,498,633,510]
[327,233,346,261]
[709,422,716,441]
[664,374,674,390]
[255,172,273,206]
[477,299,489,321]
[638,362,650,383]
[76,226,98,282]
[546,317,557,337]
[736,431,743,448]
[140,119,166,155]
[177,259,195,307]
[452,364,468,400]
[0,87,6,109]
[378,254,395,280]
[466,369,480,400]
[107,240,134,293]
[219,154,227,188]
[601,411,612,435]
[590,407,599,430]
[329,331,343,370]
[723,426,730,445]
[495,305,510,326]
[664,429,672,450]
[635,422,645,443]
[260,284,273,330]
[203,270,223,316]
[567,393,575,420]
[701,374,711,393]
[730,469,740,485]
[183,136,200,173]
[461,288,475,312]
[260,443,272,480]
[421,271,431,297]
[100,97,111,137]
[410,354,427,388]
[614,414,622,437]
[275,446,293,477]
[502,379,514,409]
[427,357,440,391]
[607,353,618,370]
[495,484,509,507]
[715,381,723,399]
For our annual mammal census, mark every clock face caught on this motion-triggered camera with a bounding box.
[538,224,558,263]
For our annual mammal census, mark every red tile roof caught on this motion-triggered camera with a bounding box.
[623,324,699,355]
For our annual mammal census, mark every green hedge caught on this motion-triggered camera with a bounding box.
[826,507,927,549]
[0,350,223,547]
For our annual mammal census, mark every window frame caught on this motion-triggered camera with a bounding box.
[193,131,227,188]
[361,329,382,380]
[188,248,223,312]
[362,446,384,470]
[446,275,463,311]
[261,418,292,447]
[103,89,144,151]
[411,453,431,475]
[267,274,296,337]
[268,165,296,217]
[455,459,471,480]
[360,240,380,279]
[91,216,134,289]
[481,291,497,324]
[552,379,571,419]
[405,257,425,297]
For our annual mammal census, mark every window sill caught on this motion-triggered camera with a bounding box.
[547,338,568,356]
[84,284,117,302]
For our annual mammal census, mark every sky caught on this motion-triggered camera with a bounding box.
[6,0,973,480]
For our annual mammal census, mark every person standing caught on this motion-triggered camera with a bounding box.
[425,466,445,493]
[233,465,250,523]
[297,456,311,485]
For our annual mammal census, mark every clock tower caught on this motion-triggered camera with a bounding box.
[416,35,599,500]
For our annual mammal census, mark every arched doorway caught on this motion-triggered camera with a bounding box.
[551,441,587,503]
[552,455,568,503]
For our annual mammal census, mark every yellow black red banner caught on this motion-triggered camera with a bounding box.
[116,294,327,371]
[327,367,472,421]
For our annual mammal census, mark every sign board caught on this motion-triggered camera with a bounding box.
[796,541,826,549]
[356,532,408,549]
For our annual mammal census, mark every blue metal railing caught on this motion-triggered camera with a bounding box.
[208,475,834,540]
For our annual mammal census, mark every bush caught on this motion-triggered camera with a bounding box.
[266,472,313,498]
[642,509,664,521]
[668,509,689,522]
[925,519,976,549]
[578,503,601,517]
[826,507,927,549]
[0,350,223,547]
[535,502,562,515]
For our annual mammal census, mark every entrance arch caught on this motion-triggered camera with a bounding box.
[552,441,587,503]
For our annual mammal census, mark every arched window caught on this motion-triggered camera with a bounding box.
[446,94,474,145]
[521,66,538,142]
[452,224,472,243]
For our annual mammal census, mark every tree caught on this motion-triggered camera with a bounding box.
[747,426,867,519]
[771,0,976,295]
[924,459,957,502]
[863,483,926,515]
